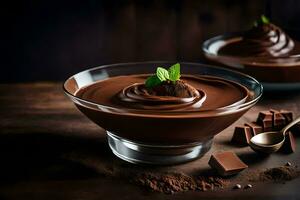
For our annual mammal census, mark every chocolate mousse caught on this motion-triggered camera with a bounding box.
[204,15,300,83]
[219,15,300,63]
[76,72,249,112]
[71,63,257,145]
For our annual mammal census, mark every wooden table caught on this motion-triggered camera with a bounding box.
[0,83,300,200]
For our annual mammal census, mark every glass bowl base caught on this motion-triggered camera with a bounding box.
[107,131,213,165]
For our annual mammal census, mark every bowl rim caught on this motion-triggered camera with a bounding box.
[202,32,300,67]
[63,61,263,117]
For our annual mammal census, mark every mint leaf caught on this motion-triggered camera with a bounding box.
[168,63,180,82]
[253,15,270,27]
[261,15,269,24]
[145,75,161,88]
[156,67,169,81]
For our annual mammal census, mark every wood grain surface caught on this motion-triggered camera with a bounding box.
[0,83,300,200]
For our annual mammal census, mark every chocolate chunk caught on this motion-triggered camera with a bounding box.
[281,132,296,153]
[231,126,253,145]
[257,110,273,121]
[208,151,248,176]
[280,110,293,124]
[270,109,286,131]
[257,110,273,131]
[245,122,263,135]
[279,110,300,136]
[260,120,273,131]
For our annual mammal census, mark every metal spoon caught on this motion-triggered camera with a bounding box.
[249,116,300,154]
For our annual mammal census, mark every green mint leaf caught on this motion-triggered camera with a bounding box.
[261,15,269,24]
[145,75,161,88]
[253,15,270,27]
[168,63,181,81]
[156,67,169,81]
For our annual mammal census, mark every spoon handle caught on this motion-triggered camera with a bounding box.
[281,115,300,135]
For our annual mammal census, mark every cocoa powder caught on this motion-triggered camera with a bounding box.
[134,172,227,194]
[250,165,300,183]
[259,166,300,182]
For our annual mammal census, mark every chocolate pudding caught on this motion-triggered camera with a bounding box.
[74,73,252,144]
[75,75,249,113]
[219,23,300,64]
[203,16,300,83]
[64,62,262,164]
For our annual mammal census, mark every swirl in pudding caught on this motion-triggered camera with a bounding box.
[219,20,300,64]
[75,74,249,113]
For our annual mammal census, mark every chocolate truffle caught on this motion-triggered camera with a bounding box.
[150,80,195,97]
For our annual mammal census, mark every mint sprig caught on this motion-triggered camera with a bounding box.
[145,63,181,88]
[254,15,270,27]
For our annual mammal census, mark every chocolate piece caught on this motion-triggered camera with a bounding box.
[257,110,273,121]
[231,126,253,145]
[257,110,273,131]
[208,151,248,176]
[280,110,293,124]
[245,122,263,135]
[270,109,286,131]
[281,132,296,153]
[279,110,300,136]
[261,120,273,131]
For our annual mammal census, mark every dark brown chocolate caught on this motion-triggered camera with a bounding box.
[231,126,253,145]
[75,74,251,144]
[280,109,294,124]
[245,122,263,135]
[279,109,300,137]
[270,109,286,131]
[281,132,296,153]
[208,151,248,176]
[257,110,273,131]
[257,110,273,121]
[150,80,195,97]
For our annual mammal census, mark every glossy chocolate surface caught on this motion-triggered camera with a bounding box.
[203,23,300,83]
[75,74,249,113]
[219,23,300,62]
[64,62,262,144]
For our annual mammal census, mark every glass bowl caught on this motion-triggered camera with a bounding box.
[63,62,263,165]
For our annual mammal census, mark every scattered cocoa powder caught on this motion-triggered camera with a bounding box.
[134,172,227,194]
[250,165,300,183]
[259,166,299,182]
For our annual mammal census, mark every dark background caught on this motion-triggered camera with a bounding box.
[4,0,300,83]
